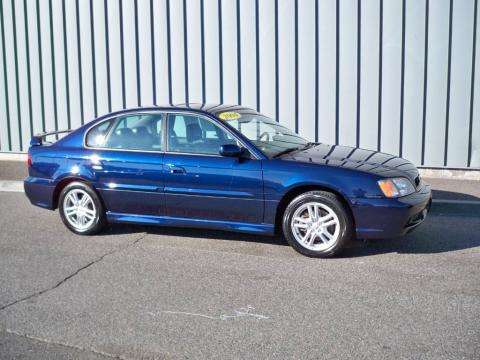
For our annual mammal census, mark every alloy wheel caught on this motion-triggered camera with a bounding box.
[290,201,340,251]
[62,189,97,232]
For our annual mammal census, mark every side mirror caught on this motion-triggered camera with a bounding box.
[219,144,242,157]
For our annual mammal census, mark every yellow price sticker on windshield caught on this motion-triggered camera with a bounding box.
[218,111,241,120]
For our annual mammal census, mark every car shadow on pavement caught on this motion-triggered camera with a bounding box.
[98,223,289,247]
[432,189,480,201]
[340,224,480,258]
[96,213,480,258]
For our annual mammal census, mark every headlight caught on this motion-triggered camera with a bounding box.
[377,177,415,198]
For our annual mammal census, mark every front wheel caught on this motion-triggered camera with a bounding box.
[59,182,106,235]
[282,191,353,257]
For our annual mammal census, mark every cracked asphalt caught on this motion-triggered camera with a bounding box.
[0,191,479,359]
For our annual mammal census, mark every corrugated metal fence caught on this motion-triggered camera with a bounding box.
[0,0,479,168]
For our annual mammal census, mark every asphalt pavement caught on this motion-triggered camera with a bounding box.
[0,190,479,359]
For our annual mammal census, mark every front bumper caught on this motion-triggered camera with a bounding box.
[353,182,432,239]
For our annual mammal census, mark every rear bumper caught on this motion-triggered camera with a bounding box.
[353,183,432,239]
[24,176,55,209]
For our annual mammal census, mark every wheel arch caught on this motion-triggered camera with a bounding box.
[274,184,356,235]
[52,177,100,210]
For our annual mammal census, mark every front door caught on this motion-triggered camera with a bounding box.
[163,113,264,223]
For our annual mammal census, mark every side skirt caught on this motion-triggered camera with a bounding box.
[106,212,275,235]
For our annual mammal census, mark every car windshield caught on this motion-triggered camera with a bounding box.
[224,114,309,157]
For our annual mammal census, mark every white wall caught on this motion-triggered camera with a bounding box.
[0,0,479,168]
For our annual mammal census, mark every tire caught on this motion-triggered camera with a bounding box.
[59,181,106,235]
[282,191,353,258]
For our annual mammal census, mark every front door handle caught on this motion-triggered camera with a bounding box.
[167,165,186,174]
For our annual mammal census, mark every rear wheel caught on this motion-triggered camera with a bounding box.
[282,191,353,257]
[59,182,106,235]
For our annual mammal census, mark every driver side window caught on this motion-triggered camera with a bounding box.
[167,114,236,155]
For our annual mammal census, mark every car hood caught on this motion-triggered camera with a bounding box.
[279,143,420,184]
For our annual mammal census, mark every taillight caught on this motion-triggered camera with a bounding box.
[27,151,31,168]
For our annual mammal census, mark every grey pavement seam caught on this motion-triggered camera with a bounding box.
[4,329,123,360]
[0,232,148,312]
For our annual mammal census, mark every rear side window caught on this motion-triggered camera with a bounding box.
[85,119,115,147]
[86,114,164,151]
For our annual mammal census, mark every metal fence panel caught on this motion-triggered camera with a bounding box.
[0,0,479,168]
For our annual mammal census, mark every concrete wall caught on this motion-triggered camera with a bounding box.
[0,0,479,168]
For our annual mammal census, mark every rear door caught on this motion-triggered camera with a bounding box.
[163,113,264,223]
[84,113,165,216]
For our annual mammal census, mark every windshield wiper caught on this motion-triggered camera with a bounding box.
[272,147,301,158]
[272,142,316,158]
[302,142,316,149]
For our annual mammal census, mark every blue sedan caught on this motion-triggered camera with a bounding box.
[24,104,431,257]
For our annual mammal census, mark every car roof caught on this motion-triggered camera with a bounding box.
[96,103,262,121]
[167,103,261,118]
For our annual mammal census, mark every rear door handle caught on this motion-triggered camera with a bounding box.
[90,155,103,170]
[167,165,186,174]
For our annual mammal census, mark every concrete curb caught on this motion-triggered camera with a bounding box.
[0,153,27,161]
[418,168,480,180]
[0,180,24,193]
[2,180,479,217]
[1,153,478,179]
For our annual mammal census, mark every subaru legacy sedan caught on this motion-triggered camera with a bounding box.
[24,104,431,257]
